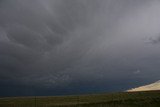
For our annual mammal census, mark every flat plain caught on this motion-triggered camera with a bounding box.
[0,91,160,107]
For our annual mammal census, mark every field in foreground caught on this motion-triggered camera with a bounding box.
[0,91,160,107]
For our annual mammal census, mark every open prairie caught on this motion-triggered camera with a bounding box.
[0,91,160,107]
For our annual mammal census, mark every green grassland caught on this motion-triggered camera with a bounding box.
[0,91,160,107]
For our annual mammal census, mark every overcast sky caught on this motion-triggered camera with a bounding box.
[0,0,160,96]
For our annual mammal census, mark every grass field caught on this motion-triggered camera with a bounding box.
[0,91,160,107]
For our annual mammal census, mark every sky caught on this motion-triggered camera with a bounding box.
[128,80,160,92]
[0,0,160,97]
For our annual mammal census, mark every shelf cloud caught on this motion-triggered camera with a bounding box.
[0,0,160,96]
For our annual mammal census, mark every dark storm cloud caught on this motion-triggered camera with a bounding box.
[0,0,160,96]
[148,34,160,44]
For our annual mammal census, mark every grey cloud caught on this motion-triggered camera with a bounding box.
[148,34,160,44]
[0,0,160,96]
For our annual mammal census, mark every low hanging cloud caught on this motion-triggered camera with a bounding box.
[148,34,160,44]
[0,0,160,95]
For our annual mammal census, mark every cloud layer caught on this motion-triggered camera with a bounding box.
[0,0,160,96]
